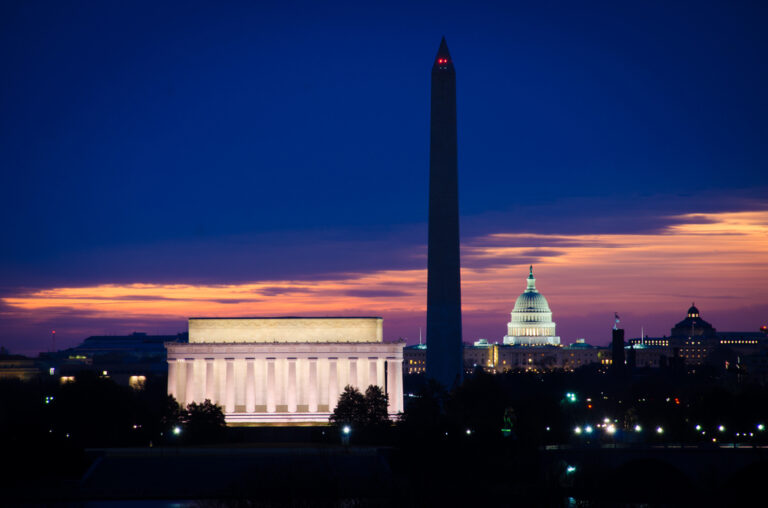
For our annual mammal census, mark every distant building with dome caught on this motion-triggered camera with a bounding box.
[503,266,561,346]
[670,303,717,340]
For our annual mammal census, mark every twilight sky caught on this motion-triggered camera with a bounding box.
[1,1,767,355]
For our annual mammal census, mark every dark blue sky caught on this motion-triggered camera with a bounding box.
[1,1,767,353]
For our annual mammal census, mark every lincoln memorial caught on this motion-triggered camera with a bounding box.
[166,317,405,424]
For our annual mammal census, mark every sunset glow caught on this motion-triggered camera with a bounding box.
[4,210,767,348]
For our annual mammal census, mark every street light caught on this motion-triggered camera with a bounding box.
[173,426,182,436]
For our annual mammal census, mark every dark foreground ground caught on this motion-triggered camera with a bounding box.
[5,426,768,507]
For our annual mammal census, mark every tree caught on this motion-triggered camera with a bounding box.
[330,385,366,426]
[330,385,391,427]
[160,394,183,428]
[180,399,226,443]
[364,385,390,426]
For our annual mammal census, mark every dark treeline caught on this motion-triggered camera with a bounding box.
[3,365,768,504]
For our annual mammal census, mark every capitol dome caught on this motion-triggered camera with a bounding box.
[503,266,561,346]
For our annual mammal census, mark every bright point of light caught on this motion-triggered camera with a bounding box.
[695,424,702,431]
[758,424,765,431]
[656,426,664,434]
[343,425,351,435]
[173,426,181,435]
[546,426,550,431]
[585,426,593,434]
[603,418,610,424]
[566,465,576,474]
[718,425,725,432]
[574,426,582,435]
[634,425,642,432]
[466,429,472,435]
[606,425,616,435]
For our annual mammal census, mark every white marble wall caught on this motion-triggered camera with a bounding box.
[167,342,404,423]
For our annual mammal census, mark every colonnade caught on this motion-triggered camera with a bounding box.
[167,353,403,418]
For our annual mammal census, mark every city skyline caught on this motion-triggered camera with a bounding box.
[2,2,767,355]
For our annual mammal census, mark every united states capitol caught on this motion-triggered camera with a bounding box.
[404,266,767,376]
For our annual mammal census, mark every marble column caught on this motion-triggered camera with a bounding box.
[287,357,297,413]
[348,357,358,389]
[225,358,235,413]
[185,359,195,405]
[167,359,178,400]
[205,358,215,402]
[387,358,403,414]
[266,357,276,413]
[308,357,318,413]
[328,357,338,411]
[368,357,378,389]
[393,357,403,412]
[245,358,255,413]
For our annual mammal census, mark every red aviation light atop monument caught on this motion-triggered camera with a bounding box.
[432,37,454,72]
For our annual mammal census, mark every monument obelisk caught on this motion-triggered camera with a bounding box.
[426,38,463,388]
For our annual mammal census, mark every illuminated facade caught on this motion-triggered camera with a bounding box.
[405,340,609,375]
[166,317,404,424]
[503,266,561,346]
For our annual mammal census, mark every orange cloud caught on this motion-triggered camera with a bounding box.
[4,211,767,339]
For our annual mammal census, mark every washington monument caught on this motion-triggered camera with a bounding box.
[426,38,463,388]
